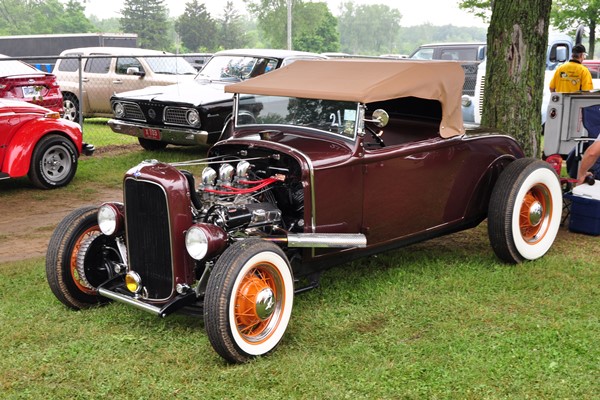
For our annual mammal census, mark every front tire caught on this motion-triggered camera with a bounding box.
[46,206,121,309]
[28,134,78,189]
[488,158,562,263]
[204,239,294,363]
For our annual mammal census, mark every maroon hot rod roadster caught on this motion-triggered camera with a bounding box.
[46,60,562,363]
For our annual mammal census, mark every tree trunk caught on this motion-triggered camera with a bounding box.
[588,19,596,58]
[482,0,552,157]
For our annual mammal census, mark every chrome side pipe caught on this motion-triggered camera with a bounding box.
[267,233,367,248]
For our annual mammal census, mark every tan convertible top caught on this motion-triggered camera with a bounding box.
[225,59,466,137]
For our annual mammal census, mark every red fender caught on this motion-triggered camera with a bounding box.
[2,117,82,178]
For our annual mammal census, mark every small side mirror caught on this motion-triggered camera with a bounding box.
[555,47,567,63]
[126,67,144,77]
[364,109,389,128]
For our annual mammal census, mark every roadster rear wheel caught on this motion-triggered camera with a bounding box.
[204,239,294,363]
[46,206,121,309]
[488,158,562,263]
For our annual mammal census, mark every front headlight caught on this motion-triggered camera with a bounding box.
[98,203,124,236]
[461,95,472,108]
[113,102,125,118]
[185,224,228,261]
[185,226,209,260]
[186,109,200,127]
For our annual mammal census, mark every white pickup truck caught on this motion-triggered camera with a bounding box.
[544,91,600,158]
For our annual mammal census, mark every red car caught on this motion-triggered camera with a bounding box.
[0,99,93,188]
[46,60,562,363]
[0,55,63,114]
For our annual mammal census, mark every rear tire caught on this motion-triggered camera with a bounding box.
[204,239,294,363]
[28,134,78,189]
[138,137,168,151]
[46,206,121,309]
[488,158,562,263]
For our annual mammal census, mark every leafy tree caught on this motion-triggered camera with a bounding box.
[120,0,171,50]
[60,0,96,33]
[338,1,402,55]
[551,0,600,58]
[293,2,339,52]
[245,0,340,51]
[483,0,552,157]
[458,0,492,22]
[219,1,250,50]
[244,0,290,48]
[175,0,217,52]
[0,0,94,35]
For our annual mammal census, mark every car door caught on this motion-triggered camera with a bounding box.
[360,138,473,246]
[83,55,113,114]
[113,56,150,94]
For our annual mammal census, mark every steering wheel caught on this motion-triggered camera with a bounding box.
[365,123,385,147]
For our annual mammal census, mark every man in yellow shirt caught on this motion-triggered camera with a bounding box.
[549,44,593,92]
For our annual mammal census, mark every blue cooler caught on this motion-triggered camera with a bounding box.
[567,181,600,235]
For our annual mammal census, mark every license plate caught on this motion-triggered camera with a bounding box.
[22,86,40,98]
[143,128,161,140]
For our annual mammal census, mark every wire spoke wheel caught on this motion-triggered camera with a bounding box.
[488,158,562,263]
[204,239,293,363]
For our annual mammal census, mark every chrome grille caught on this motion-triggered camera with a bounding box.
[122,102,146,121]
[164,106,192,126]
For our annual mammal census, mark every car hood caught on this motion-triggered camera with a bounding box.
[216,131,355,169]
[0,98,50,114]
[113,80,234,106]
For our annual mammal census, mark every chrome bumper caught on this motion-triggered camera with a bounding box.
[107,119,210,145]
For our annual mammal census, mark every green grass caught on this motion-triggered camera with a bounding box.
[0,132,598,398]
[81,118,138,147]
[0,230,598,399]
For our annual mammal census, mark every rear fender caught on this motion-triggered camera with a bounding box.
[2,118,82,178]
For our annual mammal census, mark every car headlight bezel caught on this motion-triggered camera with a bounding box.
[185,225,209,260]
[113,102,125,118]
[97,203,124,236]
[186,109,201,127]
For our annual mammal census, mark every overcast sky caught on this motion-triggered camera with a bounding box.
[84,0,488,28]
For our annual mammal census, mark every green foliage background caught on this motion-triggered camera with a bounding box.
[0,0,487,55]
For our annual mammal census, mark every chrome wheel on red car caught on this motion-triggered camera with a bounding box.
[204,239,294,363]
[46,206,122,310]
[488,158,562,263]
[28,134,78,189]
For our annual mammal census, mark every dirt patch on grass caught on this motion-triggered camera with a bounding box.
[0,186,123,263]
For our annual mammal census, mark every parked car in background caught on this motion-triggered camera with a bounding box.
[107,48,326,150]
[53,47,197,122]
[182,53,212,71]
[0,55,63,113]
[409,42,486,61]
[47,60,562,364]
[409,42,486,122]
[0,99,93,188]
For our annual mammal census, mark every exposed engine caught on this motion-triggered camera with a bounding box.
[181,149,306,236]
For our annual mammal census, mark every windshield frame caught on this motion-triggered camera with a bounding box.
[234,94,361,142]
[197,55,279,81]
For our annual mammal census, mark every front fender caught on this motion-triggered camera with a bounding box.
[2,118,82,178]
